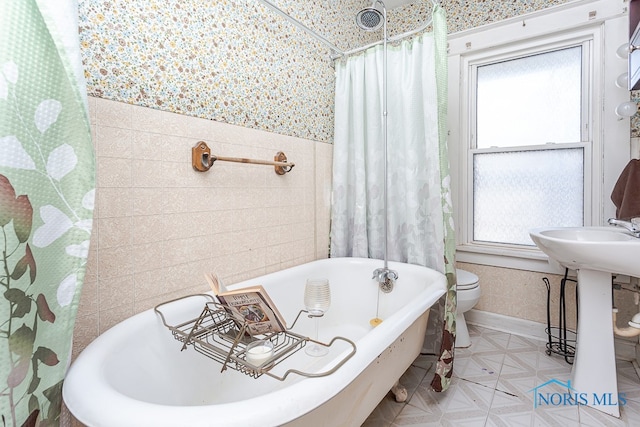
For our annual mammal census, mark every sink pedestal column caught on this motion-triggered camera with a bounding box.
[572,269,620,418]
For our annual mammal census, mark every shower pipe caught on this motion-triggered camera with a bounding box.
[256,0,438,60]
[358,1,390,275]
[355,1,397,292]
[382,2,389,275]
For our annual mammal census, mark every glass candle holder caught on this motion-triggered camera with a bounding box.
[245,340,274,366]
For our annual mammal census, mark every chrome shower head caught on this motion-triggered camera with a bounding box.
[356,2,384,31]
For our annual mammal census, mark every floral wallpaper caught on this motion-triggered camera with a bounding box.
[436,0,568,33]
[78,0,638,143]
[78,0,347,143]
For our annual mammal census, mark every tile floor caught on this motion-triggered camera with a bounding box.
[362,324,640,426]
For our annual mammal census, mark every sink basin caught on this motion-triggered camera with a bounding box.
[529,225,640,418]
[529,226,640,277]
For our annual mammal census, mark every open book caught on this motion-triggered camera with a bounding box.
[205,273,287,335]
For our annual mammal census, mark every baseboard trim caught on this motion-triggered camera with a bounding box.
[465,309,636,361]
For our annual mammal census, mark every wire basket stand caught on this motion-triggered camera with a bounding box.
[542,268,577,364]
[154,294,357,381]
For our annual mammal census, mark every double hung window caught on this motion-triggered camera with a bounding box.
[471,43,589,247]
[448,1,632,272]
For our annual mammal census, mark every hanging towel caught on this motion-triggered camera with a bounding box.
[611,159,640,220]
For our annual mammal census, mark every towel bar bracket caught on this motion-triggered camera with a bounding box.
[192,141,294,175]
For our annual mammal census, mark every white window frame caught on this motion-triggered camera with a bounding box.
[468,35,593,247]
[447,0,631,273]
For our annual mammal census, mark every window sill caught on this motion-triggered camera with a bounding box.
[456,244,634,284]
[455,243,566,275]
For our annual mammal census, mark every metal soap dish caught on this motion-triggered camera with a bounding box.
[154,294,356,381]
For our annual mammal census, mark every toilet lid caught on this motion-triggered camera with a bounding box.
[456,269,479,290]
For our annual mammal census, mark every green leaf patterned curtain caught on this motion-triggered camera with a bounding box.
[0,1,95,425]
[429,5,457,393]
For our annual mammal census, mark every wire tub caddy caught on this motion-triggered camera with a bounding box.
[154,294,357,381]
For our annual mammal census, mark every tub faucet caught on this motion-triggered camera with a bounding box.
[372,267,398,293]
[608,217,640,237]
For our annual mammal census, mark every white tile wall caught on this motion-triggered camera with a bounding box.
[73,97,332,358]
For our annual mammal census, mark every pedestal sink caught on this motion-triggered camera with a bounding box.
[529,226,640,418]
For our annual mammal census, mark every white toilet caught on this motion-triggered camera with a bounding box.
[455,269,481,348]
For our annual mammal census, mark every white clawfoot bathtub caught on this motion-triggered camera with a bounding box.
[63,257,446,426]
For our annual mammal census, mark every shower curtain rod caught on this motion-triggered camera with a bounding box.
[256,0,438,60]
[258,0,345,57]
[339,11,435,59]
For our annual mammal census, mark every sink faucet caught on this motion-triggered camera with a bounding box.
[608,217,640,237]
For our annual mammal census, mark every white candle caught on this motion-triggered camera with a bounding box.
[245,342,274,366]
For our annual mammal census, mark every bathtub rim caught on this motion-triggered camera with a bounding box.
[63,257,447,427]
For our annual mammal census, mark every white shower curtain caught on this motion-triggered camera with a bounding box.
[330,5,457,393]
[331,35,445,271]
